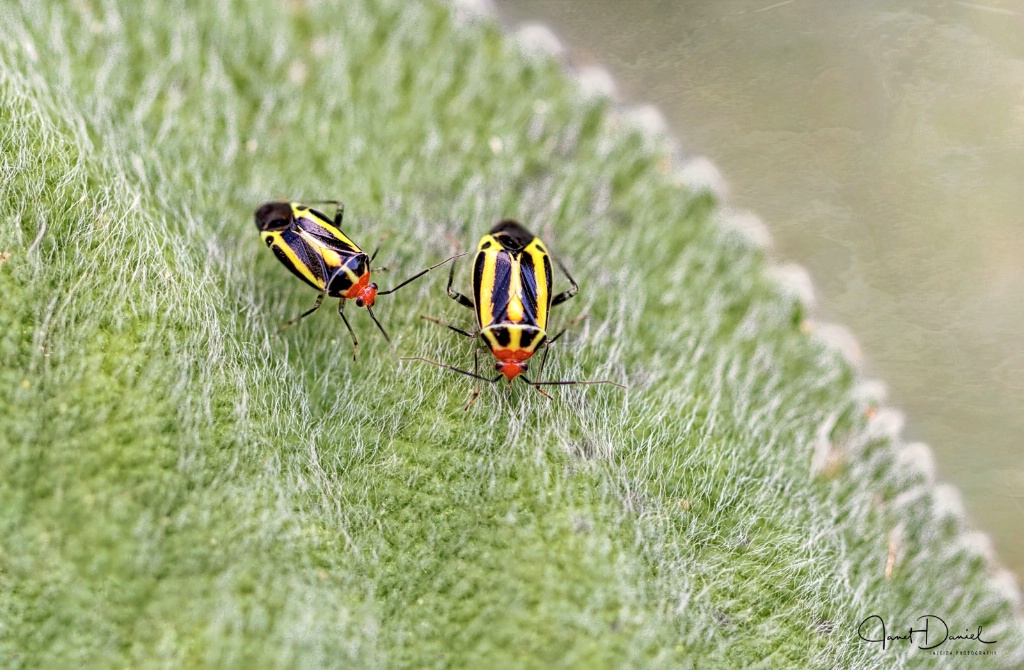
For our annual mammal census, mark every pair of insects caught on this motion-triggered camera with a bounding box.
[255,200,622,405]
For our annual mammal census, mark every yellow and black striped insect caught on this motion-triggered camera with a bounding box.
[255,200,461,358]
[405,219,624,408]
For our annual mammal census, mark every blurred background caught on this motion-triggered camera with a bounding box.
[494,0,1024,576]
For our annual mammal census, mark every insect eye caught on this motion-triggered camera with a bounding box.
[369,282,378,290]
[520,363,528,371]
[355,297,364,307]
[495,362,503,371]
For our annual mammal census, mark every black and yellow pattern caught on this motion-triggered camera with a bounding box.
[405,218,626,409]
[255,200,463,358]
[472,220,555,363]
[255,202,368,298]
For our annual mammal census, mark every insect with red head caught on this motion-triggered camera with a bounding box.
[405,219,624,408]
[255,200,461,358]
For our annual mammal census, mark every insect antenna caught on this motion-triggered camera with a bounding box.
[401,357,501,383]
[520,376,627,390]
[377,252,468,296]
[365,306,392,344]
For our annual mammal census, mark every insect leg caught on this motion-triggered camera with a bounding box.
[550,255,579,307]
[281,292,325,330]
[420,315,476,338]
[367,231,394,263]
[446,258,475,309]
[465,348,485,411]
[536,312,587,379]
[338,299,359,360]
[301,199,344,225]
[536,341,552,383]
[522,376,554,402]
[544,312,587,352]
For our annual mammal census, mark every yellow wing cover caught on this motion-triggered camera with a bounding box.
[473,220,553,331]
[261,203,365,294]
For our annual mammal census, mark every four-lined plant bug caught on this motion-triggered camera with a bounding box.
[255,200,463,358]
[404,219,624,408]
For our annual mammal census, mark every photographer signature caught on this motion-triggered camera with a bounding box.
[858,615,997,651]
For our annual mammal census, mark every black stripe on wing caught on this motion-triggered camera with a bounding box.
[474,249,514,326]
[472,251,486,323]
[280,229,328,287]
[541,253,554,311]
[297,209,362,255]
[519,250,541,323]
